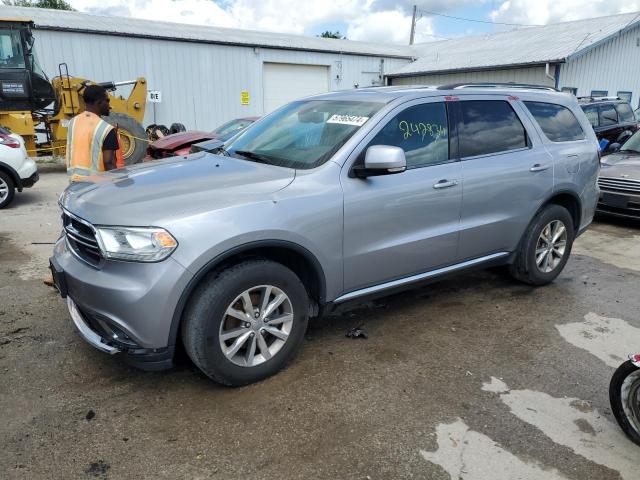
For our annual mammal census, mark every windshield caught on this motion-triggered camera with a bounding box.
[0,29,25,69]
[225,100,384,169]
[618,130,640,154]
[213,118,255,138]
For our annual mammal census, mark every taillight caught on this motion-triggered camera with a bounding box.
[0,134,20,148]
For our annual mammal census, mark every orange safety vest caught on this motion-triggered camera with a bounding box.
[66,111,122,182]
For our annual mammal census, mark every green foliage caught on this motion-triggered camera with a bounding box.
[2,0,75,10]
[318,31,345,39]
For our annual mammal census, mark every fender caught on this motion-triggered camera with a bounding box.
[167,239,327,348]
[0,161,22,189]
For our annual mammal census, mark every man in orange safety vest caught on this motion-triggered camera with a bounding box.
[66,84,123,182]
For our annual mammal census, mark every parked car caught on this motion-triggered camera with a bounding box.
[146,117,259,159]
[51,84,599,386]
[0,127,38,209]
[578,97,639,151]
[597,129,640,218]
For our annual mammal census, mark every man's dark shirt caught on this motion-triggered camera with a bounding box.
[103,129,119,150]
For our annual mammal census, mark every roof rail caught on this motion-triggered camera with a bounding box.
[576,96,622,102]
[437,83,559,92]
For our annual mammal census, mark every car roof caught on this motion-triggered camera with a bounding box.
[306,83,573,105]
[577,97,628,106]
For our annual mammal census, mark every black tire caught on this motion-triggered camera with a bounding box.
[181,259,309,386]
[509,204,574,285]
[0,170,16,209]
[609,360,640,446]
[103,112,148,165]
[169,122,186,135]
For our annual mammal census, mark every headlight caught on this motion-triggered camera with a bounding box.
[95,226,178,262]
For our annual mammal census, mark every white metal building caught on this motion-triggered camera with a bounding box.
[388,12,640,108]
[1,6,412,130]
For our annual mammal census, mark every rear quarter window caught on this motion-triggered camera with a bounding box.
[458,100,528,158]
[582,105,599,127]
[524,102,585,142]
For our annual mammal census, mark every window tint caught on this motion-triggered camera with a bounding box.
[458,100,527,158]
[524,102,585,142]
[365,102,449,169]
[599,105,618,126]
[582,105,599,127]
[615,103,635,123]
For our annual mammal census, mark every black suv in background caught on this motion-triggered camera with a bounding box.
[579,97,639,150]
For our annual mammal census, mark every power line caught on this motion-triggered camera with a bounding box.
[417,8,543,27]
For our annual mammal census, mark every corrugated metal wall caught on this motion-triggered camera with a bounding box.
[33,29,409,130]
[559,24,640,107]
[390,65,556,87]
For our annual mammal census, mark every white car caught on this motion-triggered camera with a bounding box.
[0,127,39,209]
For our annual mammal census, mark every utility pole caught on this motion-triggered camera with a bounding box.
[409,5,417,45]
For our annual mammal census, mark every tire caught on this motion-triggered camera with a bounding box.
[509,204,574,285]
[181,259,309,386]
[103,112,148,166]
[0,171,16,209]
[609,360,640,446]
[169,122,186,135]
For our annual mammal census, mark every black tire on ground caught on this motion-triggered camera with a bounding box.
[0,170,16,209]
[609,360,640,446]
[181,259,309,386]
[169,122,186,135]
[509,204,574,285]
[103,112,148,166]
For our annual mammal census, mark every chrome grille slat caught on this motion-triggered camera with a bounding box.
[61,210,103,267]
[598,176,640,194]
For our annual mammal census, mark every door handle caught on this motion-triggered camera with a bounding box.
[433,179,459,189]
[566,154,580,159]
[529,164,550,172]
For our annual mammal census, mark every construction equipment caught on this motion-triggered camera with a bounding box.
[0,18,148,164]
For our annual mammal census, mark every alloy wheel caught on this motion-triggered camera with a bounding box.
[535,220,567,273]
[219,285,294,367]
[622,371,640,435]
[0,177,8,200]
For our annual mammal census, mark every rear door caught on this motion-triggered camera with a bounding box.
[452,96,553,260]
[341,97,462,292]
[597,104,621,143]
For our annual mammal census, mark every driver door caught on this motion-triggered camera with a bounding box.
[340,98,462,293]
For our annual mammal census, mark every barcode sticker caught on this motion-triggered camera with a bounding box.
[327,114,369,126]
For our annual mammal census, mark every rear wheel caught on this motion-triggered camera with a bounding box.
[0,171,15,209]
[181,259,309,386]
[610,360,640,446]
[103,112,148,165]
[509,204,574,285]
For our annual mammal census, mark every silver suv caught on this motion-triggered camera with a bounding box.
[51,84,600,386]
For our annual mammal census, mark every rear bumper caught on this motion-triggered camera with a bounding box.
[20,171,39,189]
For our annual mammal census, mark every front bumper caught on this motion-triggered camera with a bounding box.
[597,190,640,218]
[51,235,192,370]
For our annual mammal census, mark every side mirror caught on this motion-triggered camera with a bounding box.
[606,142,621,154]
[353,145,407,178]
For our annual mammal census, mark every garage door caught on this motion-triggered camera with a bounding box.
[263,63,329,114]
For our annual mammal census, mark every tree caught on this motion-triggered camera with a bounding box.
[2,0,75,10]
[318,31,345,39]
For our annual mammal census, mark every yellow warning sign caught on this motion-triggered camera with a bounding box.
[241,91,250,105]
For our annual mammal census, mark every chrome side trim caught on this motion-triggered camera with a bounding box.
[334,252,510,304]
[67,297,120,355]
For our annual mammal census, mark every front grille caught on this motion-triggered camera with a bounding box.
[598,176,640,195]
[62,211,103,267]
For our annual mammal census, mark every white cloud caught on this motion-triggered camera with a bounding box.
[490,0,640,25]
[347,9,435,44]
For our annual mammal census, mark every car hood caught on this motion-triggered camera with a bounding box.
[61,153,296,225]
[600,153,640,178]
[150,131,218,150]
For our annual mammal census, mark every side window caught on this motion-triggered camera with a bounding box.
[524,101,585,142]
[365,102,449,169]
[599,105,618,127]
[458,100,527,158]
[615,103,635,123]
[582,105,599,127]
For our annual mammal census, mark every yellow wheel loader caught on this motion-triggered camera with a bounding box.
[0,19,148,164]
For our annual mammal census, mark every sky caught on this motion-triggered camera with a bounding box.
[64,0,640,45]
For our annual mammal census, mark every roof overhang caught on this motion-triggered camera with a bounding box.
[386,59,566,78]
[567,17,640,61]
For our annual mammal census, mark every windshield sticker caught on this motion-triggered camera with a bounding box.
[399,121,447,142]
[327,114,370,126]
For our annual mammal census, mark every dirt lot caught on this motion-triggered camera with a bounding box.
[1,172,639,479]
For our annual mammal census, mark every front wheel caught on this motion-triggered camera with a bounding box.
[181,259,309,386]
[610,360,640,446]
